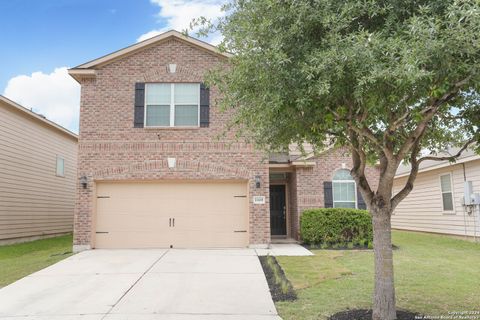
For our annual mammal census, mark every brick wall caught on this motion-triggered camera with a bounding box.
[290,147,380,240]
[74,38,270,249]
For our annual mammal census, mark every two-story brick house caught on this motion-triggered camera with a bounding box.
[69,30,378,252]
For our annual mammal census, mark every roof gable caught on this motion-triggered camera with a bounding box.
[395,146,480,177]
[0,95,78,141]
[68,30,230,82]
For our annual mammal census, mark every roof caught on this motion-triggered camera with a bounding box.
[395,146,480,177]
[68,30,232,82]
[0,95,78,141]
[269,143,338,164]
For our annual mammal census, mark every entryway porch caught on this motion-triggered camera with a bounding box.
[269,169,298,243]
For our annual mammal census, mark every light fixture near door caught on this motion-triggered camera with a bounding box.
[79,175,88,189]
[255,175,261,188]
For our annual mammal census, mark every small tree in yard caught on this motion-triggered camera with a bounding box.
[197,0,480,319]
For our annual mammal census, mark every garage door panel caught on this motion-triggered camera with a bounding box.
[173,230,248,248]
[96,213,170,232]
[95,181,249,248]
[173,214,247,231]
[95,230,173,249]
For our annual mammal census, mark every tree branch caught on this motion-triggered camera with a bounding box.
[417,138,476,164]
[390,108,412,131]
[349,125,391,157]
[348,129,374,206]
[390,140,422,210]
[396,77,471,161]
[391,137,475,210]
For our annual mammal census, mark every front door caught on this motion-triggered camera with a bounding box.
[270,185,286,236]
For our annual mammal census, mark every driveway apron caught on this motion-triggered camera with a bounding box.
[0,249,281,320]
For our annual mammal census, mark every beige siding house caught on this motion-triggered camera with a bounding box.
[392,149,480,239]
[0,95,78,244]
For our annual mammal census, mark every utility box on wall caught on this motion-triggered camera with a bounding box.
[464,181,474,205]
[474,193,480,205]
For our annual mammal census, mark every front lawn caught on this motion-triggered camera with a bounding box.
[276,230,480,320]
[0,234,73,288]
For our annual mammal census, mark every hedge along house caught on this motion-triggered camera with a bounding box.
[68,30,379,252]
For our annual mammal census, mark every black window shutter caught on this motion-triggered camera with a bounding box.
[324,181,333,208]
[200,83,210,127]
[134,83,145,128]
[357,187,367,210]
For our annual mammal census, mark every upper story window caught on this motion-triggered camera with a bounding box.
[56,156,65,177]
[332,169,357,209]
[145,83,200,127]
[440,173,454,212]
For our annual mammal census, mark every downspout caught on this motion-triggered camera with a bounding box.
[462,163,469,240]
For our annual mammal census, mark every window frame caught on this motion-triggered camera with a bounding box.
[144,83,200,128]
[56,156,65,177]
[439,173,455,214]
[332,169,358,209]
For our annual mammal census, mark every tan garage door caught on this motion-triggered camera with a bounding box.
[94,181,249,249]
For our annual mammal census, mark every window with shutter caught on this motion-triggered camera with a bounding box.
[143,83,201,127]
[134,83,145,128]
[324,181,333,208]
[200,83,210,127]
[332,169,357,209]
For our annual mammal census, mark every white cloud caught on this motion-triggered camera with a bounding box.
[137,0,225,43]
[3,67,80,133]
[138,29,166,42]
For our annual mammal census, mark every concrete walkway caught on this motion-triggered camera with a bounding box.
[255,244,314,256]
[0,249,282,320]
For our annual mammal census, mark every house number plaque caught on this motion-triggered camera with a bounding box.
[253,196,266,204]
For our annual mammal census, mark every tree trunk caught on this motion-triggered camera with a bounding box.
[372,207,396,320]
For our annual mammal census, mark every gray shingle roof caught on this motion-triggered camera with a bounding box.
[396,146,478,176]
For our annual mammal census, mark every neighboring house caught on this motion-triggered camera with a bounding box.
[68,30,378,251]
[0,95,78,245]
[392,148,480,238]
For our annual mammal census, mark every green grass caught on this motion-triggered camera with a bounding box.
[276,231,480,320]
[0,234,73,287]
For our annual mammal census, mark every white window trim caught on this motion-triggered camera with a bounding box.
[439,172,455,214]
[144,83,200,128]
[56,155,65,177]
[332,180,358,209]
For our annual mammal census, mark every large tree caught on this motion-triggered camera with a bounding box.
[196,0,480,319]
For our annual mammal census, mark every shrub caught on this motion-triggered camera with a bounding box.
[300,208,373,247]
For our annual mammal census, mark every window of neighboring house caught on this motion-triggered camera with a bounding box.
[440,173,454,212]
[56,156,65,177]
[332,169,357,209]
[145,83,199,127]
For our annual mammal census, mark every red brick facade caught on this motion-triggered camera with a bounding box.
[72,34,380,251]
[73,38,270,250]
[287,147,380,240]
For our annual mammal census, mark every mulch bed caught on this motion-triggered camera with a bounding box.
[258,256,297,302]
[328,309,426,320]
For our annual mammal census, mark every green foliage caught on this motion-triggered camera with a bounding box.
[200,0,480,159]
[300,208,372,247]
[276,231,480,319]
[0,235,73,287]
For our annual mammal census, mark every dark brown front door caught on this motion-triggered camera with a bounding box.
[270,185,286,236]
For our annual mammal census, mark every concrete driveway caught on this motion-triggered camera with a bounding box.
[0,249,281,320]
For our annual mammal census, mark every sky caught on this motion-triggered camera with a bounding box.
[0,0,225,133]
